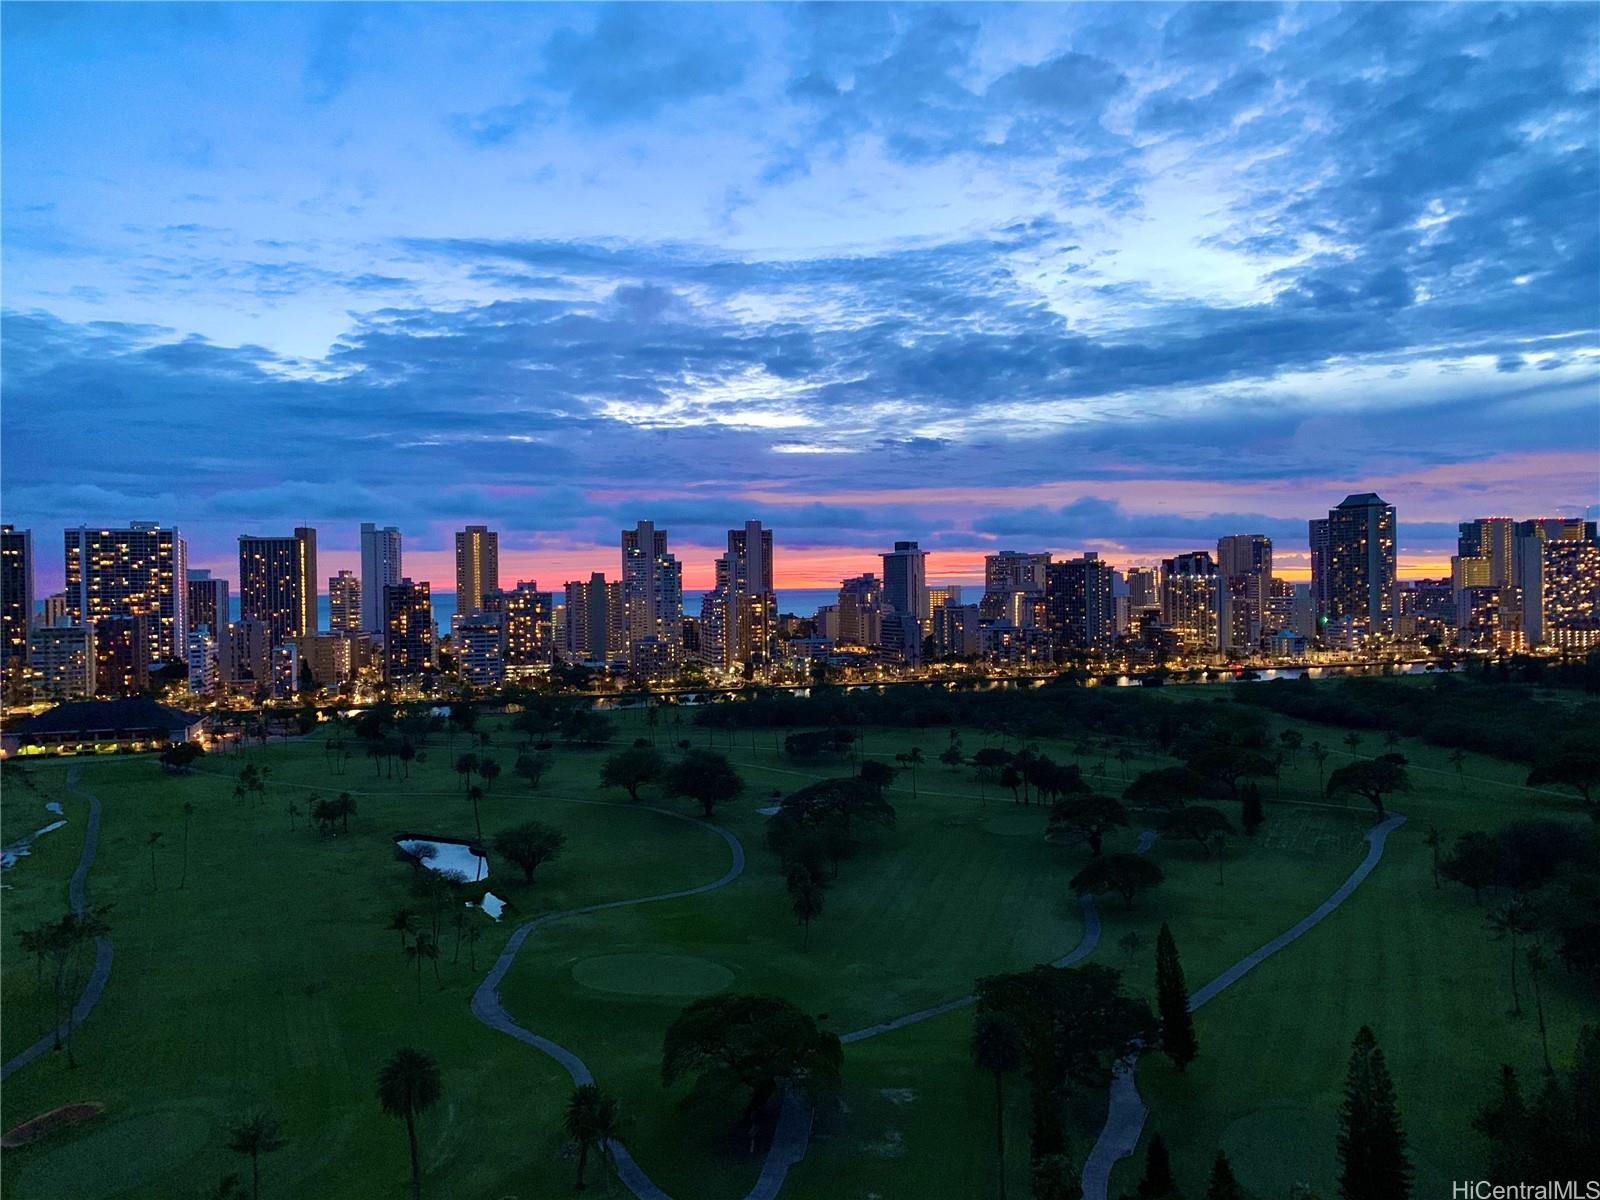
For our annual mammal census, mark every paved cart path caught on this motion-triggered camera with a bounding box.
[2,770,116,1082]
[1079,813,1407,1200]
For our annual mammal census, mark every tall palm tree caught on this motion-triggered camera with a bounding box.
[564,1084,621,1192]
[405,934,439,1002]
[388,907,418,956]
[972,1012,1023,1200]
[377,1047,442,1200]
[466,784,484,839]
[226,1113,286,1200]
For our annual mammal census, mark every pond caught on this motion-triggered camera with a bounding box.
[394,836,488,882]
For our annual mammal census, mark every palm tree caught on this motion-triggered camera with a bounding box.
[972,1011,1023,1200]
[564,1084,621,1192]
[226,1112,286,1200]
[1525,943,1553,1075]
[1309,741,1330,792]
[377,1047,443,1200]
[478,758,501,792]
[466,785,485,839]
[1342,731,1362,756]
[463,923,483,971]
[285,800,300,832]
[179,802,196,889]
[1423,825,1443,889]
[147,831,164,891]
[388,907,419,956]
[405,934,439,1002]
[905,747,924,798]
[1448,748,1467,791]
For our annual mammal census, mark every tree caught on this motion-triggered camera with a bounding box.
[1448,748,1467,791]
[972,1011,1024,1200]
[1118,930,1144,961]
[1527,750,1600,817]
[285,800,300,833]
[454,752,479,791]
[377,1047,443,1200]
[564,1083,621,1192]
[1310,741,1331,791]
[514,751,554,791]
[1343,731,1363,756]
[1206,1151,1242,1200]
[662,749,744,819]
[600,746,664,801]
[335,791,356,833]
[1136,1133,1177,1199]
[1124,766,1211,812]
[1186,741,1273,798]
[1473,1030,1600,1178]
[787,869,826,949]
[478,757,501,792]
[661,994,843,1138]
[492,821,567,884]
[405,934,439,1003]
[42,907,110,1067]
[1524,944,1553,1075]
[859,758,897,797]
[226,1113,286,1200]
[1278,729,1303,765]
[1440,830,1497,904]
[1336,1026,1411,1200]
[1472,1064,1531,1182]
[1070,854,1164,910]
[1327,755,1411,820]
[1423,826,1442,889]
[898,747,925,798]
[147,831,164,892]
[1155,923,1197,1073]
[1240,782,1264,837]
[388,907,419,956]
[1047,792,1130,856]
[1165,806,1235,855]
[159,741,204,775]
[940,744,965,772]
[465,784,485,839]
[1485,896,1537,1016]
[998,764,1022,803]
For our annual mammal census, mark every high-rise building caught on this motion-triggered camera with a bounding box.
[269,642,300,698]
[1322,493,1397,641]
[41,592,68,628]
[1511,518,1598,645]
[454,525,500,618]
[186,570,230,647]
[982,551,1050,625]
[64,522,188,663]
[489,581,554,673]
[1536,534,1600,644]
[881,541,929,629]
[1125,567,1159,612]
[297,633,356,688]
[1458,519,1516,587]
[27,624,95,700]
[382,578,434,683]
[1216,534,1273,653]
[836,574,883,647]
[322,570,357,633]
[456,612,506,687]
[2,525,34,680]
[225,618,271,691]
[94,615,151,697]
[563,573,621,662]
[620,521,683,667]
[1160,551,1220,652]
[1045,553,1115,653]
[1308,518,1331,622]
[932,603,981,658]
[704,520,779,669]
[360,523,403,634]
[927,584,963,614]
[238,528,317,646]
[187,625,219,695]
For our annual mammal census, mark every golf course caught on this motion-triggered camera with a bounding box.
[2,672,1595,1199]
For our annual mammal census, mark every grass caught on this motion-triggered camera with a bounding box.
[0,693,1593,1200]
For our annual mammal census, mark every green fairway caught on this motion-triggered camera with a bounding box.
[1,685,1594,1200]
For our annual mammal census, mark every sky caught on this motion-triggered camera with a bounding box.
[3,1,1597,596]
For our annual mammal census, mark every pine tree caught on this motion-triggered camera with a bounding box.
[1136,1133,1177,1200]
[1206,1151,1242,1200]
[1240,783,1264,836]
[1337,1026,1412,1200]
[1155,923,1197,1072]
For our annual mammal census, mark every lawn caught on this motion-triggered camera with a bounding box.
[0,687,1593,1200]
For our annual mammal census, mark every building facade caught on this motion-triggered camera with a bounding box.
[382,579,434,683]
[1321,493,1398,642]
[360,523,403,633]
[621,521,683,668]
[27,624,95,701]
[881,541,929,630]
[329,570,361,633]
[454,525,500,617]
[64,522,188,663]
[1,525,34,682]
[1160,551,1220,652]
[238,528,317,647]
[1045,553,1115,653]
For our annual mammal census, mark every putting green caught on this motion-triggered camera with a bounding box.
[571,953,734,998]
[12,1102,214,1199]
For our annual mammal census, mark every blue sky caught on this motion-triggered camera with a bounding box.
[3,2,1597,591]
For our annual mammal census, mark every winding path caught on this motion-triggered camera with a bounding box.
[1079,812,1408,1200]
[2,769,116,1082]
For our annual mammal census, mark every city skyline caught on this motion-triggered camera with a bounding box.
[2,3,1596,589]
